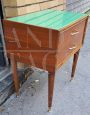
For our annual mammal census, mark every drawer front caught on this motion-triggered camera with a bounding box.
[62,20,86,50]
[56,19,86,64]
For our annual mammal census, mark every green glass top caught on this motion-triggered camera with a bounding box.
[7,9,87,30]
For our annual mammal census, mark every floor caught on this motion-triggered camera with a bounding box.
[0,21,90,115]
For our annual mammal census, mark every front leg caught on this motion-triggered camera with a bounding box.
[71,50,80,80]
[48,72,55,111]
[10,53,20,95]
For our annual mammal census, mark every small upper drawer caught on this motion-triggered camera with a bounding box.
[60,19,86,49]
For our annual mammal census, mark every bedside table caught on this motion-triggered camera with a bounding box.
[3,9,88,111]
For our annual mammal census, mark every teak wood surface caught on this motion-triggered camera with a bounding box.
[3,10,88,111]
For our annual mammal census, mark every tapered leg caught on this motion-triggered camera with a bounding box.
[48,72,55,111]
[71,50,80,80]
[10,53,20,95]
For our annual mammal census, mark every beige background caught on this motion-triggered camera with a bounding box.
[3,0,66,18]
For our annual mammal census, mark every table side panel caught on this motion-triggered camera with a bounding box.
[3,20,59,50]
[3,20,59,72]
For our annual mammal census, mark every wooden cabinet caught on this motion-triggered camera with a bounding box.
[3,10,88,111]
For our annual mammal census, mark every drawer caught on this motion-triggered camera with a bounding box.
[62,20,86,49]
[56,19,86,64]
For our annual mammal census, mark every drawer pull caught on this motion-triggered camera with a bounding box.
[71,31,79,36]
[69,46,76,50]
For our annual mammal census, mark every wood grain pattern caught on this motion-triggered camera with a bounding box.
[4,20,59,50]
